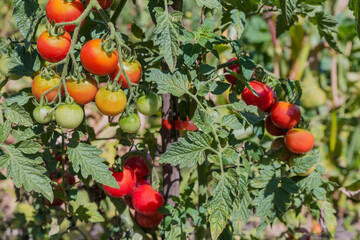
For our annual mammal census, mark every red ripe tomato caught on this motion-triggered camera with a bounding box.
[265,116,286,136]
[102,167,136,198]
[132,184,164,215]
[46,0,85,32]
[32,74,61,102]
[125,156,149,179]
[223,57,239,85]
[241,81,274,111]
[135,212,163,228]
[270,101,301,129]
[37,31,71,63]
[285,128,315,154]
[85,0,113,9]
[109,60,142,88]
[136,178,150,187]
[66,75,98,105]
[80,39,119,76]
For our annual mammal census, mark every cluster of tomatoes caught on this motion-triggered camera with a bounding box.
[225,61,315,176]
[33,0,160,131]
[102,155,164,229]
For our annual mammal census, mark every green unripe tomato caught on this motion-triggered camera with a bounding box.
[33,106,54,124]
[136,91,159,116]
[119,113,141,133]
[55,103,84,129]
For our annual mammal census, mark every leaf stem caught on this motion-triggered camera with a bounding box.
[110,0,128,24]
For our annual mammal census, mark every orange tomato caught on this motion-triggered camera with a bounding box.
[95,86,127,116]
[285,128,315,154]
[32,74,61,102]
[109,60,142,88]
[66,75,98,105]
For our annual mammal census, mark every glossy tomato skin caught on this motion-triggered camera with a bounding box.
[135,212,163,229]
[270,101,301,129]
[66,75,98,105]
[32,74,61,102]
[102,167,137,198]
[132,184,164,215]
[241,81,274,111]
[125,156,149,179]
[37,31,71,63]
[285,128,315,154]
[55,104,84,129]
[119,113,141,133]
[270,137,291,162]
[109,60,143,88]
[265,116,286,136]
[46,0,85,32]
[95,87,127,116]
[136,92,159,116]
[85,0,113,9]
[33,106,54,124]
[80,39,118,76]
[223,57,239,85]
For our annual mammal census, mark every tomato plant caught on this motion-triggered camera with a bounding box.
[1,0,359,239]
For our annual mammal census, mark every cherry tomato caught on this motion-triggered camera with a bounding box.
[241,81,274,111]
[54,153,69,163]
[265,116,285,136]
[85,0,113,9]
[95,87,127,116]
[223,57,239,85]
[102,167,137,198]
[135,212,163,229]
[270,101,301,129]
[32,74,61,102]
[46,0,85,32]
[33,106,54,124]
[66,75,98,105]
[119,113,141,133]
[37,31,71,63]
[55,103,84,129]
[0,54,21,80]
[132,184,164,215]
[289,155,316,176]
[311,220,322,235]
[136,178,150,187]
[136,91,159,116]
[109,60,142,88]
[285,128,314,154]
[125,156,149,179]
[80,39,119,76]
[270,137,291,162]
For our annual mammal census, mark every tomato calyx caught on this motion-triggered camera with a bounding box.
[100,38,117,54]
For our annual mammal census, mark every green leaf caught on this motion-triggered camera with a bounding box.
[12,0,41,48]
[0,121,11,143]
[230,9,246,38]
[74,204,105,223]
[230,100,266,125]
[4,103,33,126]
[158,131,212,168]
[12,126,39,143]
[131,23,145,39]
[299,0,327,5]
[222,114,243,130]
[319,201,337,236]
[67,141,118,188]
[0,145,53,202]
[210,81,231,95]
[183,43,201,67]
[147,69,188,97]
[17,140,42,154]
[195,0,222,10]
[151,167,160,191]
[282,79,302,103]
[291,151,319,174]
[193,109,213,133]
[7,44,41,76]
[207,170,240,239]
[4,91,32,106]
[310,12,341,52]
[194,80,211,97]
[153,8,184,72]
[280,0,297,25]
[349,0,360,39]
[232,192,252,232]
